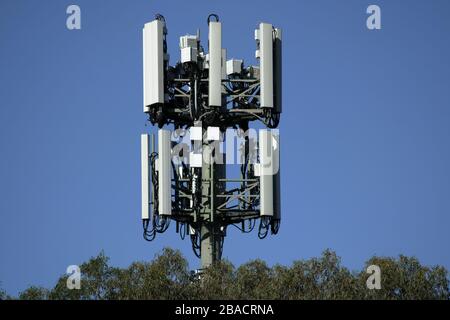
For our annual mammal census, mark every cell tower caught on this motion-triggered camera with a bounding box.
[141,14,282,270]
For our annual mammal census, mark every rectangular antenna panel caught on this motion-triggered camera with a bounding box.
[158,129,172,215]
[141,134,150,220]
[258,23,274,109]
[274,28,282,113]
[222,48,227,80]
[208,21,222,107]
[259,130,280,217]
[273,133,281,221]
[143,20,165,113]
[226,59,243,76]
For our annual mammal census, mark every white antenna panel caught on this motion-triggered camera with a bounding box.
[143,20,165,112]
[208,21,222,107]
[258,23,274,109]
[141,134,150,220]
[158,129,172,216]
[259,130,280,217]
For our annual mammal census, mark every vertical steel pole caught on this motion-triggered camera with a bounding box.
[200,133,226,269]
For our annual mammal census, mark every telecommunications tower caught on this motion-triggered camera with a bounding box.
[141,14,282,269]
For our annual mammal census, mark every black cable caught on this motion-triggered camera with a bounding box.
[190,232,201,258]
[207,14,219,24]
[231,219,256,233]
[180,223,186,240]
[258,217,271,239]
[150,152,159,215]
[218,236,224,260]
[143,219,157,242]
[154,14,165,22]
[155,215,170,233]
[271,220,280,235]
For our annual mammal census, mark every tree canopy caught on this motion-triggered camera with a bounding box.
[4,248,449,300]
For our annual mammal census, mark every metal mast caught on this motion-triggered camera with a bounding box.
[141,14,283,270]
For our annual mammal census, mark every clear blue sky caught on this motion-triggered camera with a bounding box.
[1,0,449,296]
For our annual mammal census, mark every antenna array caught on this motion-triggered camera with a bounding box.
[141,14,283,269]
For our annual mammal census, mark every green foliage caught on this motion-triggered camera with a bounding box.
[7,248,449,300]
[358,255,450,300]
[270,250,362,299]
[1,282,13,300]
[18,286,50,300]
[50,251,113,300]
[0,288,6,300]
[235,259,273,299]
[195,260,235,299]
